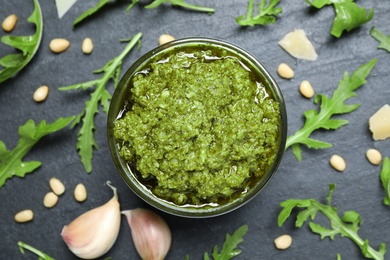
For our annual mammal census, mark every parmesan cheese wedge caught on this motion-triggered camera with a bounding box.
[278,29,318,61]
[369,104,390,141]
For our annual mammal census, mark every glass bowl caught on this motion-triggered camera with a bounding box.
[107,37,287,218]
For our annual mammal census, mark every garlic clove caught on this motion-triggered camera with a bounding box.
[61,181,121,259]
[122,208,172,260]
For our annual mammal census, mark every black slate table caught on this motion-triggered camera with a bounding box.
[1,1,389,259]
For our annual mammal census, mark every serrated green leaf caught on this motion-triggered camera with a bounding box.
[206,225,248,260]
[306,0,373,38]
[380,157,390,206]
[144,0,215,12]
[236,0,282,26]
[278,184,386,260]
[296,207,318,227]
[0,0,43,83]
[331,2,374,38]
[73,0,110,27]
[370,27,390,52]
[286,59,377,161]
[0,117,74,187]
[59,33,142,173]
[309,222,338,240]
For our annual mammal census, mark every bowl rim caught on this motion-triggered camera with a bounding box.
[107,37,287,218]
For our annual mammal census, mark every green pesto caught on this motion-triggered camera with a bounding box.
[114,48,281,206]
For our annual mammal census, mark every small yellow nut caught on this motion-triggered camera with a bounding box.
[366,148,382,166]
[33,85,49,102]
[82,37,94,54]
[49,177,65,196]
[274,234,292,250]
[49,38,70,53]
[74,183,87,202]
[2,14,18,32]
[159,34,175,45]
[277,63,294,79]
[14,209,34,223]
[330,154,346,172]
[299,80,314,98]
[43,192,59,208]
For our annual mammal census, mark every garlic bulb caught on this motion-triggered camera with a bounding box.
[122,208,172,260]
[61,181,121,259]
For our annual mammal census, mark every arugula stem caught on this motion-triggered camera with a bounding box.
[245,0,255,20]
[170,0,215,13]
[18,241,54,259]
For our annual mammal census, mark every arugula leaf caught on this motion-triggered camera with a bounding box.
[286,59,377,161]
[380,157,390,206]
[204,225,248,260]
[59,33,142,173]
[370,27,390,53]
[0,116,74,188]
[72,0,110,27]
[73,0,214,27]
[236,0,282,26]
[278,184,387,260]
[306,0,374,38]
[18,241,55,260]
[0,0,43,83]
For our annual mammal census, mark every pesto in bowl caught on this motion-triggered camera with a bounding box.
[108,38,287,217]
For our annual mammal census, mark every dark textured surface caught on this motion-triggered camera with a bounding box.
[0,1,389,259]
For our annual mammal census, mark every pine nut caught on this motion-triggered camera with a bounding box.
[330,154,346,172]
[49,38,70,53]
[159,34,175,45]
[274,234,292,250]
[299,80,314,98]
[82,37,94,54]
[14,209,34,223]
[2,14,17,32]
[277,63,294,79]
[74,183,87,202]
[33,85,49,102]
[43,192,59,208]
[49,177,65,195]
[366,149,382,165]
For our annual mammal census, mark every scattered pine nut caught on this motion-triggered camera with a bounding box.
[366,149,382,165]
[49,177,65,195]
[330,154,346,172]
[74,183,87,202]
[14,209,34,223]
[159,34,175,45]
[49,38,70,53]
[33,85,49,102]
[82,37,94,54]
[274,234,292,250]
[277,63,294,79]
[43,192,59,208]
[2,14,18,32]
[299,80,314,98]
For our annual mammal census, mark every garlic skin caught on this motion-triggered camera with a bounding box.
[61,182,121,259]
[122,208,172,260]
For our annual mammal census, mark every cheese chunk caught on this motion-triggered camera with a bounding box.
[369,104,390,140]
[278,29,318,61]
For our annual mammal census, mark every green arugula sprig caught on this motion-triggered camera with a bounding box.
[306,0,374,38]
[73,0,214,27]
[0,116,74,188]
[0,0,43,83]
[59,33,142,173]
[185,225,248,260]
[380,157,390,206]
[236,0,282,26]
[278,184,387,260]
[370,27,390,53]
[18,241,54,260]
[286,59,377,161]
